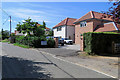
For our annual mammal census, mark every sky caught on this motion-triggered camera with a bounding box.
[2,2,113,32]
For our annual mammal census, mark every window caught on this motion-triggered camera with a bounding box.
[57,27,62,31]
[80,21,87,27]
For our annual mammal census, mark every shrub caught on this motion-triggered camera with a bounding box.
[15,36,48,48]
[47,38,55,48]
[1,39,9,43]
[15,36,25,44]
[15,35,55,48]
[83,32,120,55]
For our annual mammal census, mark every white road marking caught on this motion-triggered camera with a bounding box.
[34,49,117,79]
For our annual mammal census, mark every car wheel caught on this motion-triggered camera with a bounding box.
[70,43,73,45]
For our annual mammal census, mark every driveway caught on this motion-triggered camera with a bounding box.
[2,43,113,79]
[37,48,79,57]
[59,44,80,50]
[37,47,118,78]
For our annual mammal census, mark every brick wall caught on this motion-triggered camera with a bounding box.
[75,21,93,44]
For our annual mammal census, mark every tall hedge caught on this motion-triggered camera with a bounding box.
[83,32,120,54]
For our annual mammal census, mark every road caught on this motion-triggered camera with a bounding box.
[1,43,116,79]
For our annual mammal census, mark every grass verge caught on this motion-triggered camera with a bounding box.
[1,39,10,43]
[13,43,30,48]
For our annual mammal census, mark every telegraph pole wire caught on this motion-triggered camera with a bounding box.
[1,8,12,36]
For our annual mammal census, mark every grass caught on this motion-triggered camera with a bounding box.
[1,39,10,43]
[13,43,30,48]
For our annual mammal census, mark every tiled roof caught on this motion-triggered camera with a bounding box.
[94,22,117,32]
[37,24,50,30]
[53,17,77,29]
[74,11,113,23]
[46,27,50,30]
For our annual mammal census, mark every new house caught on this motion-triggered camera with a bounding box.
[74,11,120,51]
[53,18,77,42]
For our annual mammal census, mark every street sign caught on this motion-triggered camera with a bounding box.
[41,41,47,45]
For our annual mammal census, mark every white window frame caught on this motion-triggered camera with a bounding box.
[80,21,87,27]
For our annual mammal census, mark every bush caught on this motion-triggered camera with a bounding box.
[83,32,120,55]
[1,39,9,43]
[15,36,25,44]
[47,38,55,48]
[15,36,55,48]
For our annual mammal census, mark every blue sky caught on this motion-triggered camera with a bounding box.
[2,2,113,32]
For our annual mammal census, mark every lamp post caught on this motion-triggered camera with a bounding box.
[10,16,11,36]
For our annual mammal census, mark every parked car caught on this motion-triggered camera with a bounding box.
[64,38,73,45]
[58,38,64,46]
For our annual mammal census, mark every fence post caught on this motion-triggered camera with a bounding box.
[54,37,58,48]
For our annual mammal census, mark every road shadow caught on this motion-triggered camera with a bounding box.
[2,56,51,79]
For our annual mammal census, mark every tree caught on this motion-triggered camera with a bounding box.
[16,18,38,36]
[1,29,10,40]
[33,26,45,37]
[43,21,46,28]
[16,18,45,37]
[102,0,120,23]
[47,30,53,36]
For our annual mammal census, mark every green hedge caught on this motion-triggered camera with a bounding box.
[83,32,120,55]
[47,38,55,48]
[15,36,55,48]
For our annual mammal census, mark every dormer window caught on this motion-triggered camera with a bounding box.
[80,21,87,27]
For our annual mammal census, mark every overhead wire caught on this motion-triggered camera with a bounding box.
[2,16,9,25]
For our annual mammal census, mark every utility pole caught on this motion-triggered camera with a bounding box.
[10,16,11,36]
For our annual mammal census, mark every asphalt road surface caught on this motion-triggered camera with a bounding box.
[1,43,115,79]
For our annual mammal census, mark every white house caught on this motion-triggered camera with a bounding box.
[53,17,77,42]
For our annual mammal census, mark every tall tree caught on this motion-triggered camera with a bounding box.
[102,0,120,23]
[1,29,9,40]
[16,18,37,36]
[43,21,46,28]
[16,18,45,36]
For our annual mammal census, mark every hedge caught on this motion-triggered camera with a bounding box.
[47,38,55,48]
[83,32,120,55]
[15,36,55,48]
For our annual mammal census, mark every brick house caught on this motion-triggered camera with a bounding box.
[74,11,120,51]
[53,17,77,42]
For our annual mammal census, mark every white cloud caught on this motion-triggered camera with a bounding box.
[7,8,45,15]
[6,8,51,23]
[21,20,25,22]
[8,20,16,22]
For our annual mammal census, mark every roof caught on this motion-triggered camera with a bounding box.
[74,11,113,24]
[94,22,118,32]
[45,27,50,30]
[37,24,50,30]
[53,17,77,29]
